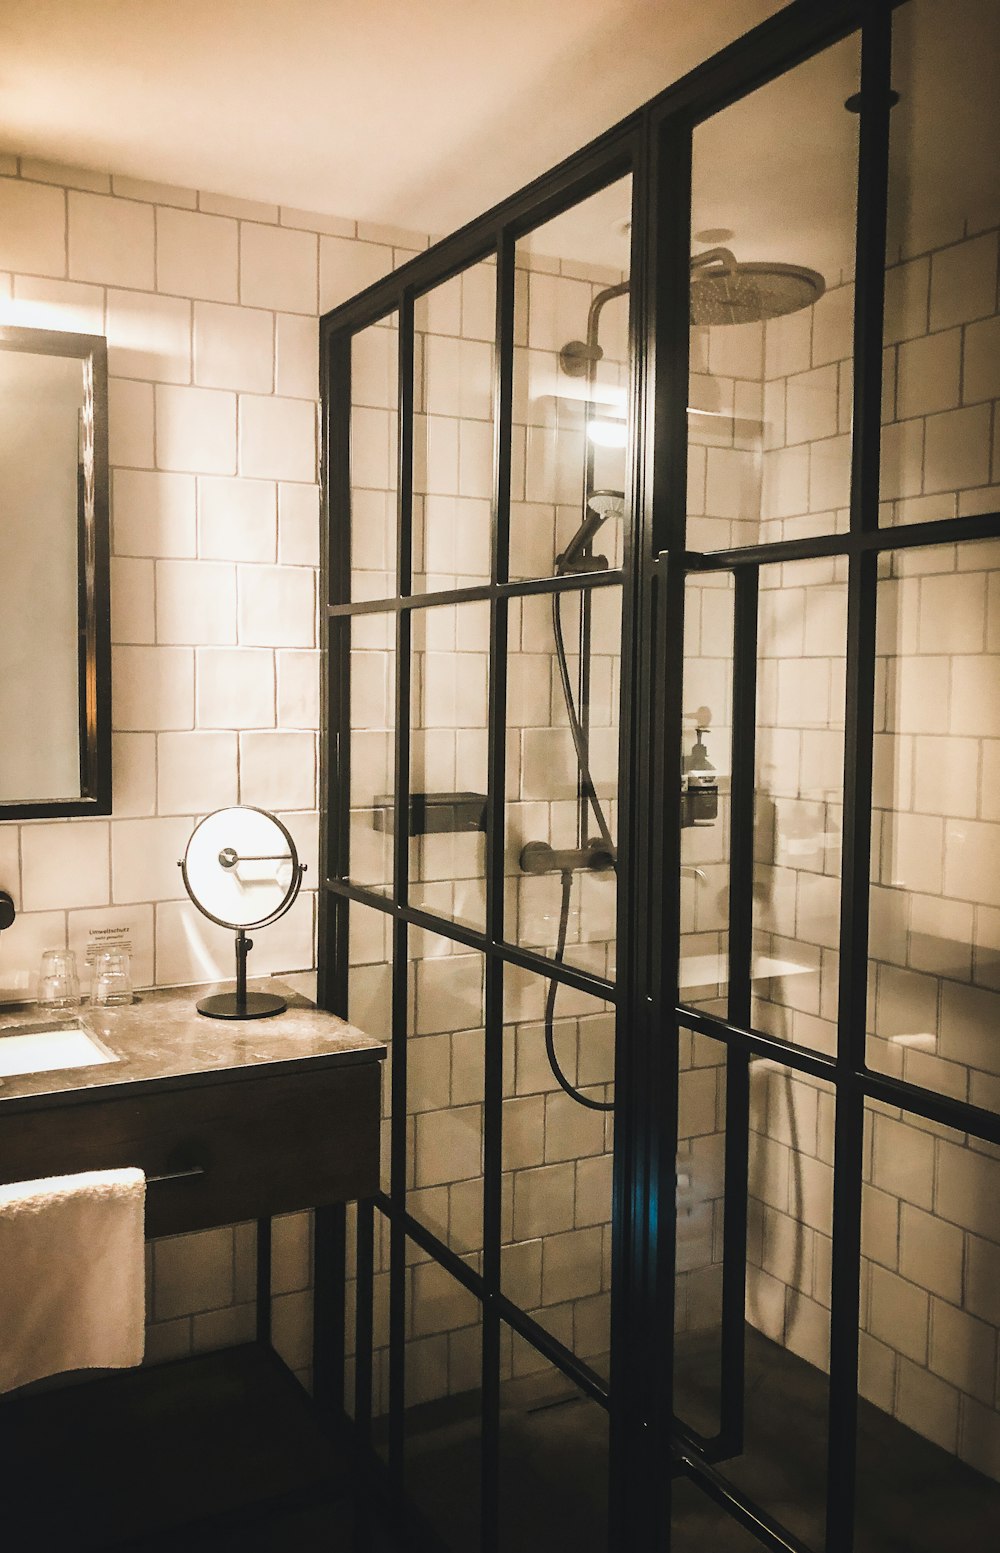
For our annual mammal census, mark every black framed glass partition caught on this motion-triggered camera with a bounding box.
[320,3,1000,1549]
[322,154,637,1553]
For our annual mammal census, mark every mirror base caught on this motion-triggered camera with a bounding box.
[196,991,287,1020]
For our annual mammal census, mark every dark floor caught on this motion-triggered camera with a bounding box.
[400,1326,1000,1552]
[0,1345,399,1553]
[2,1331,998,1551]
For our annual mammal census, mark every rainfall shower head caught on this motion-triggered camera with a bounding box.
[559,248,824,378]
[556,489,625,574]
[689,246,825,326]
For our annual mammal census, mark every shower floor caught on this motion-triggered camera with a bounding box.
[398,1325,1000,1552]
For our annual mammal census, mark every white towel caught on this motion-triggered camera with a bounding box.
[0,1167,146,1394]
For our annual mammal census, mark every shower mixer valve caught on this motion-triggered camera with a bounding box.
[519,838,616,874]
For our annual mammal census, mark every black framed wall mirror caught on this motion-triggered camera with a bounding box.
[0,325,111,819]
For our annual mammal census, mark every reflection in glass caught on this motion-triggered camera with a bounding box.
[403,1239,483,1552]
[687,36,860,549]
[505,585,621,976]
[511,176,632,581]
[679,574,734,1013]
[413,261,496,592]
[674,1029,835,1552]
[752,560,847,1054]
[880,0,1000,527]
[343,1198,391,1441]
[410,602,490,932]
[406,928,485,1259]
[347,900,393,1193]
[674,1028,727,1440]
[856,1101,1000,1546]
[502,965,614,1375]
[348,612,395,893]
[868,540,1000,1110]
[499,1330,609,1553]
[349,314,398,600]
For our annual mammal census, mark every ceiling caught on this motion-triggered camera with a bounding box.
[0,0,784,234]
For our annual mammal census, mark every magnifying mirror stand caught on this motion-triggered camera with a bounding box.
[197,928,288,1021]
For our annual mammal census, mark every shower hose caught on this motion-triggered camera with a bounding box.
[544,591,615,1114]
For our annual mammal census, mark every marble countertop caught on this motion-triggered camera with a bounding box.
[0,979,385,1112]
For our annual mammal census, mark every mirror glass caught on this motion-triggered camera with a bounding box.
[0,328,109,815]
[180,807,301,929]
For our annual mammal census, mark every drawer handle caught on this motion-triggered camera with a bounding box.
[147,1165,205,1185]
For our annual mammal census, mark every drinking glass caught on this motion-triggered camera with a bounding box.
[90,947,133,1007]
[38,949,82,1008]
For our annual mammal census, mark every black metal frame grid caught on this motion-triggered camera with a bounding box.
[317,3,1000,1550]
[319,140,639,1549]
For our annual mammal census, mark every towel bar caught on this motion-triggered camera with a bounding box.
[147,1165,205,1184]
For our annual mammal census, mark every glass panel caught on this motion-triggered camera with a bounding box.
[856,1102,1000,1548]
[499,1328,609,1553]
[346,1201,390,1441]
[672,1477,765,1551]
[413,261,496,592]
[679,573,734,1013]
[510,176,632,581]
[505,584,621,976]
[742,1057,834,1546]
[674,1028,727,1440]
[868,539,1000,1111]
[675,1031,834,1545]
[347,899,393,1193]
[502,965,614,1375]
[753,559,847,1055]
[357,1204,389,1459]
[406,926,486,1259]
[688,37,860,549]
[347,611,395,893]
[403,1240,483,1552]
[410,601,490,932]
[344,1201,357,1419]
[349,314,398,599]
[880,0,1000,528]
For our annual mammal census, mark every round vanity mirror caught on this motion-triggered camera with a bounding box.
[179,806,305,1020]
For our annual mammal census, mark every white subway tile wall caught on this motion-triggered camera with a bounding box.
[0,154,429,1378]
[678,193,1000,1479]
[341,219,629,1412]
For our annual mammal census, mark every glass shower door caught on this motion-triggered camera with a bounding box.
[324,165,635,1553]
[663,6,1000,1551]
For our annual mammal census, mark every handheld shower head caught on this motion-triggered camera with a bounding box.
[556,490,625,574]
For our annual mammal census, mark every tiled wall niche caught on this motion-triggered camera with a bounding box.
[0,151,431,1379]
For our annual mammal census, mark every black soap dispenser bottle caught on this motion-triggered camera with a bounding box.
[683,725,719,827]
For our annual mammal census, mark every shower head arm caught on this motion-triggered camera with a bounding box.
[585,277,631,353]
[689,245,739,276]
[556,509,609,574]
[556,491,623,574]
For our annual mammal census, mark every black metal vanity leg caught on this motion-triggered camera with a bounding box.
[313,1202,346,1415]
[256,1216,272,1347]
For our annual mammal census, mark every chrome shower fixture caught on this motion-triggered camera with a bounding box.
[559,248,825,377]
[556,489,625,574]
[689,245,825,325]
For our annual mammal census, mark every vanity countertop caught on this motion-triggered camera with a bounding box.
[0,980,385,1113]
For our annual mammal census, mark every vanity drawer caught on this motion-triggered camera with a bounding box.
[0,1061,381,1236]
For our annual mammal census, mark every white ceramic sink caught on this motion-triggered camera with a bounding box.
[0,1020,119,1078]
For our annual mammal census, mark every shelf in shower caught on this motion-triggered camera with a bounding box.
[678,952,815,990]
[371,792,488,836]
